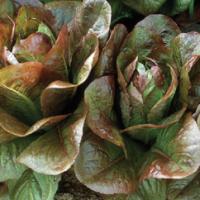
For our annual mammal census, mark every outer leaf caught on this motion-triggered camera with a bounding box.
[10,170,60,200]
[167,171,200,200]
[0,111,67,144]
[44,0,82,34]
[105,179,167,200]
[0,137,33,182]
[172,32,200,69]
[172,32,200,105]
[94,24,128,77]
[70,0,111,51]
[122,0,166,15]
[85,76,124,148]
[141,113,200,180]
[74,135,137,194]
[18,105,86,175]
[117,14,180,72]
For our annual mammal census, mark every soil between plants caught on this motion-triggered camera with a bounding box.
[55,169,103,200]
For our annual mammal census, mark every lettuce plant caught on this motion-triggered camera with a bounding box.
[74,14,200,199]
[0,0,111,199]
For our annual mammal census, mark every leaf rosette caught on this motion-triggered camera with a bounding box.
[0,0,111,199]
[74,14,200,196]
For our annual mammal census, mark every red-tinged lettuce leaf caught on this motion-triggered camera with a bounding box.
[172,32,200,69]
[122,0,166,15]
[44,0,82,34]
[0,108,67,143]
[74,135,138,194]
[105,178,167,200]
[147,66,178,122]
[171,32,200,106]
[121,106,186,144]
[117,14,180,72]
[0,19,12,55]
[119,58,177,127]
[70,33,99,84]
[15,6,54,38]
[41,33,99,116]
[0,62,60,123]
[37,22,55,44]
[43,25,69,79]
[12,32,52,62]
[84,76,124,148]
[140,113,200,180]
[10,170,60,200]
[0,136,35,182]
[17,104,86,175]
[0,0,14,18]
[94,24,128,77]
[70,0,111,52]
[41,81,77,116]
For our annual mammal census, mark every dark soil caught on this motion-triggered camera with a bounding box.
[55,169,103,200]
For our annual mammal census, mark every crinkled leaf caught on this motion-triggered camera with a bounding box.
[44,1,82,34]
[12,32,52,62]
[70,0,111,52]
[18,105,86,175]
[94,24,128,77]
[85,76,124,148]
[74,135,137,194]
[10,169,60,200]
[117,14,180,72]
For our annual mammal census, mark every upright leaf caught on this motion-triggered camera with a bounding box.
[85,76,124,148]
